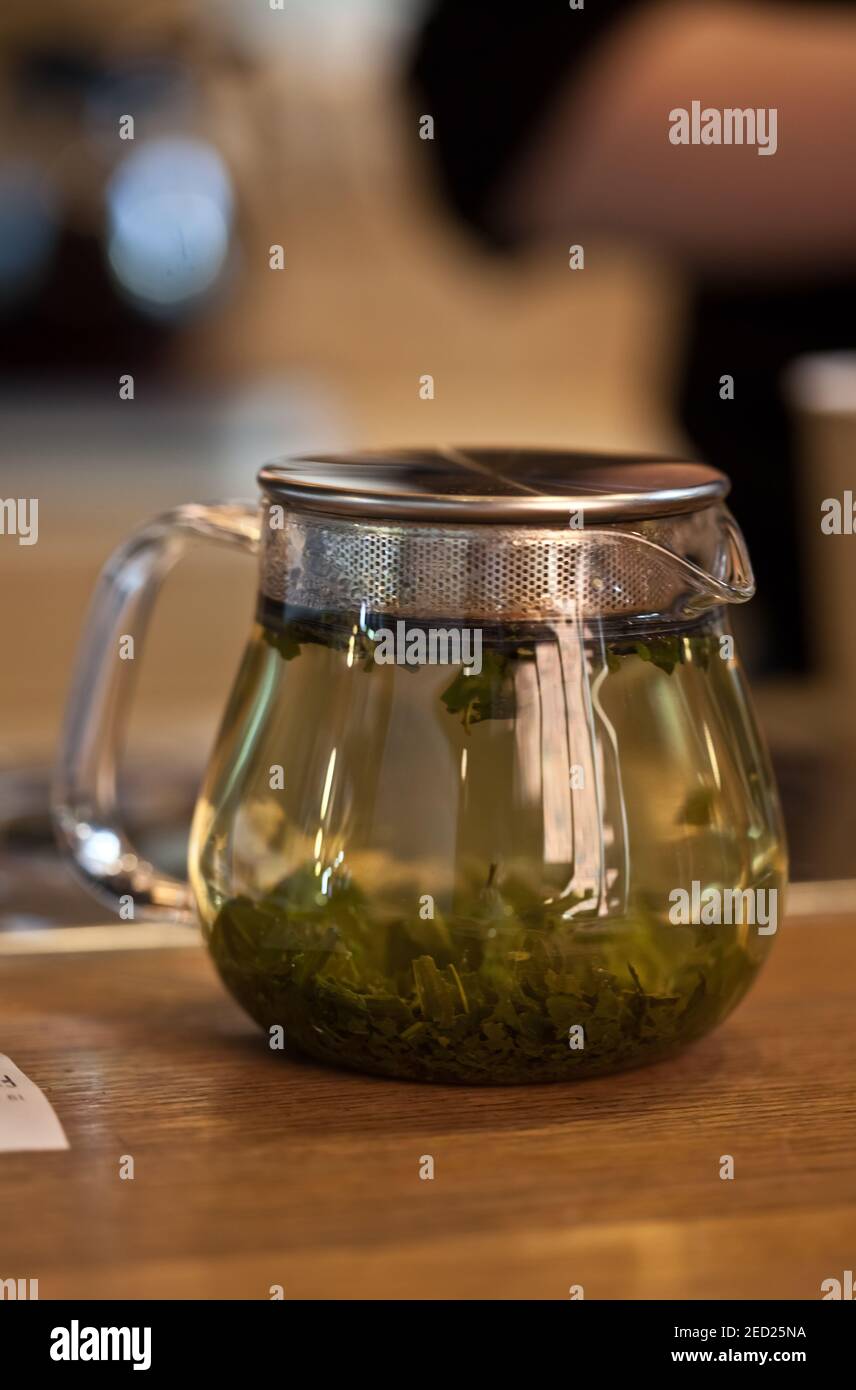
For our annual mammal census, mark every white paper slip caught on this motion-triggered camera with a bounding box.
[0,1055,69,1153]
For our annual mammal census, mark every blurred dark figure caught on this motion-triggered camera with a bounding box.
[410,0,856,675]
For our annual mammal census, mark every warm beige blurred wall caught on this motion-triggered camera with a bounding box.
[172,14,686,453]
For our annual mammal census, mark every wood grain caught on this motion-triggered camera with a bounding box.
[1,915,854,1300]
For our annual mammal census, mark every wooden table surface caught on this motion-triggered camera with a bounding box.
[1,913,854,1301]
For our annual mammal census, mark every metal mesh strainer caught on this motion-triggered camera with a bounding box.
[257,449,752,621]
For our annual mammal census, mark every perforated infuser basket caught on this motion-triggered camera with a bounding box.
[257,447,754,624]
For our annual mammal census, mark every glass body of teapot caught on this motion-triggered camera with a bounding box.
[57,450,787,1084]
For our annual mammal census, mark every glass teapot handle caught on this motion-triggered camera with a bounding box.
[53,502,261,924]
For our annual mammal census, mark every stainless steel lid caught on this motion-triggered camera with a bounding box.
[257,447,729,524]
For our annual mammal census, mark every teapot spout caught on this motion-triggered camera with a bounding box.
[678,507,755,612]
[618,505,756,618]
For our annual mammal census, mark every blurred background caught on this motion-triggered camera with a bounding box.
[1,0,855,935]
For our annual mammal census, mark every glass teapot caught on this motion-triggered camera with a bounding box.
[55,449,786,1084]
